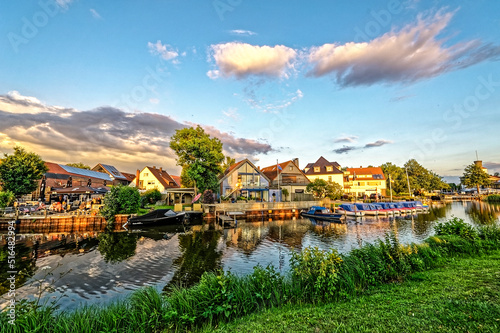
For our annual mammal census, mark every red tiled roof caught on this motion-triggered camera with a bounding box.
[346,166,386,180]
[170,175,181,187]
[120,172,136,182]
[261,161,291,181]
[303,156,343,175]
[147,166,179,188]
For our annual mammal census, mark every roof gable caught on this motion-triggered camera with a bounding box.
[303,156,343,175]
[219,159,270,183]
[346,166,386,180]
[143,166,180,188]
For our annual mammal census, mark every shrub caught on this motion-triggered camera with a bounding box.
[0,190,15,208]
[486,194,500,202]
[290,247,343,302]
[434,217,478,241]
[202,189,215,204]
[100,185,141,222]
[140,189,162,207]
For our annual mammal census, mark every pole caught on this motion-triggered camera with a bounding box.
[405,167,412,197]
[277,159,280,202]
[389,174,393,202]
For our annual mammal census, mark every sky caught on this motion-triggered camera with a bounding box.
[1,0,499,183]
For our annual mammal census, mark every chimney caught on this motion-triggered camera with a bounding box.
[153,165,156,169]
[360,166,362,168]
[136,169,140,187]
[474,160,482,168]
[160,167,162,173]
[293,158,299,168]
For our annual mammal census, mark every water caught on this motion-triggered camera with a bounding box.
[1,201,499,311]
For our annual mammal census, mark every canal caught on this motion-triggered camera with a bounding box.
[1,201,499,311]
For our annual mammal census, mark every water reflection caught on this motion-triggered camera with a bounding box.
[98,232,138,263]
[1,201,498,311]
[164,228,223,292]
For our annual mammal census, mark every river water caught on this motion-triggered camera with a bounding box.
[1,201,499,311]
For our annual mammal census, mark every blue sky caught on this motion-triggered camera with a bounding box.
[1,0,499,182]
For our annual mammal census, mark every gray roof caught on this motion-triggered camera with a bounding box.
[60,165,113,181]
[99,164,127,180]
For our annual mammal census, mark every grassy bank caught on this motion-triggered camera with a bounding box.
[486,194,500,203]
[208,251,500,332]
[2,218,500,332]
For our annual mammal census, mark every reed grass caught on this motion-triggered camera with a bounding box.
[1,217,499,332]
[486,194,500,202]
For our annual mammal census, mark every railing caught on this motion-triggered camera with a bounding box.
[211,201,323,213]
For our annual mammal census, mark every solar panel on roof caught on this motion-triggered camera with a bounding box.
[60,165,112,181]
[100,164,127,180]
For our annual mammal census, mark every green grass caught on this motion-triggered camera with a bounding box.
[486,194,500,203]
[138,205,174,215]
[206,251,500,333]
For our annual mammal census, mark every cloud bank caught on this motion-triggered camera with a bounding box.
[333,139,393,154]
[308,10,500,87]
[207,42,297,79]
[0,92,273,172]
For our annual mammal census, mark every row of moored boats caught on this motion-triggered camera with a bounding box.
[301,201,429,221]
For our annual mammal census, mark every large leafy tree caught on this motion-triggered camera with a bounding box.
[306,179,344,199]
[170,126,224,193]
[461,163,490,194]
[100,185,141,222]
[66,162,90,170]
[0,146,48,197]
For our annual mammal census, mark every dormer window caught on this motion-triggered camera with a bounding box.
[326,166,333,172]
[314,167,320,172]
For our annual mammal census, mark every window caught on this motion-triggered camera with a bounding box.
[326,166,333,172]
[314,167,320,172]
[148,180,155,185]
[144,173,149,177]
[289,166,293,171]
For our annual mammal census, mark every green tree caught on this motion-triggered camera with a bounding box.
[170,126,224,193]
[306,179,343,199]
[281,188,289,201]
[66,162,90,170]
[220,156,236,175]
[100,185,141,222]
[0,146,48,197]
[461,163,491,194]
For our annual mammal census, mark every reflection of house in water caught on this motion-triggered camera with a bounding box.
[465,201,500,224]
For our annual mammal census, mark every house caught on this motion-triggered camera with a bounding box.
[91,163,133,185]
[344,166,387,197]
[219,159,270,201]
[33,162,113,202]
[131,166,179,192]
[303,156,344,187]
[261,159,311,201]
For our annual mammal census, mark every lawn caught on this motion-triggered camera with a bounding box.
[207,251,500,333]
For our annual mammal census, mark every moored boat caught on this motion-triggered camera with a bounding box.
[355,203,378,216]
[126,209,187,227]
[301,206,345,222]
[337,204,365,217]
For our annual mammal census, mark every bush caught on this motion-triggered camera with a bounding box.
[486,194,500,202]
[202,189,215,204]
[0,190,15,208]
[140,189,162,207]
[100,185,141,222]
[434,217,478,240]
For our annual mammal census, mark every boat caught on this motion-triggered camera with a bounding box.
[355,203,378,216]
[301,206,345,221]
[126,209,187,227]
[336,204,365,217]
[375,203,401,215]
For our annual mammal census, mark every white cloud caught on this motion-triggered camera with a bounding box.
[364,139,393,148]
[149,98,159,105]
[308,10,500,87]
[334,135,358,143]
[245,89,303,114]
[230,29,257,36]
[208,42,297,79]
[147,40,179,61]
[90,9,102,19]
[222,107,239,120]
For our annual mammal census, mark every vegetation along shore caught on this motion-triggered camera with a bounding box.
[1,217,500,332]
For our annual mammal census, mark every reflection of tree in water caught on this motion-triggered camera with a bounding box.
[465,202,499,225]
[308,220,347,240]
[164,230,222,292]
[98,231,137,263]
[0,243,37,296]
[412,204,450,236]
[266,220,311,249]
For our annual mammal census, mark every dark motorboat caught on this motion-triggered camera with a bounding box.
[126,209,186,227]
[300,206,345,222]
